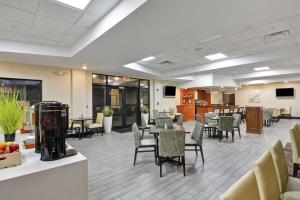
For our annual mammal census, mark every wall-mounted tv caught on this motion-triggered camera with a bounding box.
[164,86,176,97]
[276,88,294,97]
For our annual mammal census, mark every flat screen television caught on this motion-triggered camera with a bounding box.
[164,86,176,97]
[276,88,294,97]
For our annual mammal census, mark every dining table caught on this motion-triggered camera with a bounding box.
[70,117,94,139]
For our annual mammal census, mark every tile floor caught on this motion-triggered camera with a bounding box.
[67,119,299,200]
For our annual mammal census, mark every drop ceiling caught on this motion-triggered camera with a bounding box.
[0,0,299,85]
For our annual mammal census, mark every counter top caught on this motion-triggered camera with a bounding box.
[0,147,87,182]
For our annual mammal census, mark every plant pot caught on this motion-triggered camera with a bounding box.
[104,116,112,133]
[4,133,16,142]
[141,113,149,126]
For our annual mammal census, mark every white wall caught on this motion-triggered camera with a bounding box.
[151,80,180,115]
[0,61,92,118]
[235,82,300,117]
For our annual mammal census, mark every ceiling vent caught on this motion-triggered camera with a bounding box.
[159,60,174,65]
[53,71,66,76]
[264,30,290,42]
[193,47,203,52]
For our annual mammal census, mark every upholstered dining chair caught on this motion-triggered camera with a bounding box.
[176,115,184,126]
[272,108,281,123]
[263,110,272,127]
[139,114,150,139]
[233,113,241,138]
[255,151,300,200]
[85,113,104,137]
[289,125,300,177]
[169,107,176,119]
[185,122,204,163]
[158,129,186,177]
[238,107,245,122]
[271,140,300,197]
[196,114,203,123]
[132,123,157,165]
[233,107,238,113]
[213,108,221,114]
[216,116,234,142]
[223,108,231,116]
[156,118,173,129]
[204,112,218,136]
[220,170,260,200]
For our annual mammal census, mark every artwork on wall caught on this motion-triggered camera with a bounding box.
[248,89,261,103]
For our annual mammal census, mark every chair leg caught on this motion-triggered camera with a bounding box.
[231,131,235,142]
[154,147,157,165]
[142,129,145,139]
[238,127,241,138]
[199,145,204,164]
[293,163,299,177]
[195,146,198,157]
[133,148,138,166]
[182,156,186,176]
[159,157,162,177]
[219,131,222,142]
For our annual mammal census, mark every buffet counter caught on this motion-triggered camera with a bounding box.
[0,147,88,200]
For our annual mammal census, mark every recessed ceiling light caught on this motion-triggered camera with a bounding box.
[253,66,270,71]
[235,87,238,91]
[1,83,4,86]
[82,66,87,70]
[221,85,224,88]
[205,53,227,60]
[141,56,155,62]
[284,81,288,83]
[53,0,91,10]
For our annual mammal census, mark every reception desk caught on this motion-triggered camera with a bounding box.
[0,148,88,200]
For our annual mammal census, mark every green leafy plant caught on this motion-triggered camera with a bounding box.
[102,106,113,117]
[141,105,149,114]
[0,90,27,134]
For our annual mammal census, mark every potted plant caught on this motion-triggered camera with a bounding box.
[102,106,113,133]
[141,105,149,126]
[0,90,27,142]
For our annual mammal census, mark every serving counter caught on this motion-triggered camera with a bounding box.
[0,147,88,200]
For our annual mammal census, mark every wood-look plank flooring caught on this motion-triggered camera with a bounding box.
[67,119,298,200]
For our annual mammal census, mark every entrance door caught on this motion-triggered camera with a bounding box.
[107,86,139,129]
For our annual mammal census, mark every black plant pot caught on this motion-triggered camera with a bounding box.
[4,133,16,142]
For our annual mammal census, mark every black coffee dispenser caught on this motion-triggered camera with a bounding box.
[34,101,69,161]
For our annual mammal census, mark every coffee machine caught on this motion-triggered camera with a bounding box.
[34,101,69,161]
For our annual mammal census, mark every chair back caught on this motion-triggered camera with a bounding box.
[132,123,142,147]
[159,129,185,157]
[233,107,238,113]
[232,113,241,127]
[153,109,159,119]
[254,151,280,200]
[177,115,183,126]
[214,108,221,114]
[141,114,147,128]
[218,116,234,131]
[205,112,218,124]
[156,118,173,129]
[289,125,300,164]
[238,107,244,113]
[220,171,260,200]
[169,107,175,116]
[96,113,104,126]
[272,109,280,117]
[196,114,203,123]
[223,108,230,114]
[271,140,289,193]
[191,123,204,146]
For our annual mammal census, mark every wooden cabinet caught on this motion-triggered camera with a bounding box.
[177,104,195,121]
[246,107,263,134]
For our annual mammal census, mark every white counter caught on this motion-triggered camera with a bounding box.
[0,148,88,200]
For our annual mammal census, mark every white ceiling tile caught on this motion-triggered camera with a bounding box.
[184,43,213,56]
[31,26,65,41]
[38,0,83,24]
[237,37,264,48]
[294,35,300,43]
[76,13,99,27]
[225,49,245,57]
[68,25,88,37]
[242,44,268,55]
[255,20,291,36]
[214,44,239,52]
[0,0,40,13]
[0,4,34,25]
[33,15,72,33]
[0,29,28,42]
[267,38,297,49]
[289,15,300,28]
[0,19,31,34]
[291,26,300,36]
[203,37,232,49]
[28,36,58,45]
[228,29,258,42]
[86,0,120,17]
[58,40,73,47]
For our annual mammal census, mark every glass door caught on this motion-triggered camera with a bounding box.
[108,87,123,128]
[124,87,138,127]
